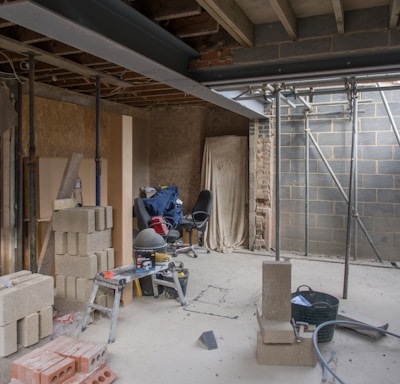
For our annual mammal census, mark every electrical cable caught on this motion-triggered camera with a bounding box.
[0,51,26,84]
[312,320,400,384]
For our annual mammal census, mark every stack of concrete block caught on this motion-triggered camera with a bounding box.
[10,335,116,384]
[0,271,54,357]
[256,261,317,366]
[53,206,115,314]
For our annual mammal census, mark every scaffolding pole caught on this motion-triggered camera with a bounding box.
[306,124,383,263]
[274,81,384,268]
[95,76,101,206]
[343,85,358,299]
[304,111,310,256]
[275,87,281,261]
[378,83,400,147]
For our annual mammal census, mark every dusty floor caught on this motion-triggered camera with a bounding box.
[1,249,400,384]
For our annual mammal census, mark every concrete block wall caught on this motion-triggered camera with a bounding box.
[0,271,54,357]
[54,206,115,314]
[278,90,400,261]
[191,6,400,76]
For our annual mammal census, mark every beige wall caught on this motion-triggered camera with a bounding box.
[21,96,249,210]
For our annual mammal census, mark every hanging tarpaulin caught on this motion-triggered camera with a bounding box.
[201,135,248,253]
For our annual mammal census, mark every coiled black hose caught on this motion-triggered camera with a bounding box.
[312,320,400,384]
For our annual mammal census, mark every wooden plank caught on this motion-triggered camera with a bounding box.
[269,0,297,41]
[55,153,84,200]
[332,0,344,34]
[337,310,388,339]
[1,129,14,275]
[38,152,83,275]
[108,115,133,303]
[0,87,17,136]
[196,0,254,47]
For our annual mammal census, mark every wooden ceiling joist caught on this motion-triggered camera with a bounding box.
[332,0,344,34]
[33,40,82,56]
[0,34,134,89]
[389,0,400,28]
[269,0,297,41]
[196,0,254,47]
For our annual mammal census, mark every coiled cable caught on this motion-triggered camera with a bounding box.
[312,320,400,384]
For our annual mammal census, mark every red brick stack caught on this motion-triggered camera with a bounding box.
[10,336,116,384]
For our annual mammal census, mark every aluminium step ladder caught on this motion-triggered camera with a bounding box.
[81,262,186,343]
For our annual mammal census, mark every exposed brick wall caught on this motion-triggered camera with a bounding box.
[279,90,400,261]
[189,49,233,70]
[148,106,249,209]
[250,119,272,250]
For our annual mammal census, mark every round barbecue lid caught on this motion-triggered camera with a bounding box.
[134,228,167,250]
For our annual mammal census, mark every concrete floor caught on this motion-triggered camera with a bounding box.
[1,249,400,384]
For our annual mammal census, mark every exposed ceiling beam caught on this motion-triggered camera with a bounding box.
[268,0,297,41]
[0,0,199,74]
[389,0,400,28]
[22,80,149,118]
[193,52,400,86]
[196,0,254,47]
[331,0,344,34]
[0,0,265,118]
[0,34,134,89]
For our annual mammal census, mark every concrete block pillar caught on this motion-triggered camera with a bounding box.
[262,260,291,321]
[257,260,317,366]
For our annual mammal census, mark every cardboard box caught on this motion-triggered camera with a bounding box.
[134,250,156,273]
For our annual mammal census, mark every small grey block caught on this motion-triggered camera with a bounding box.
[199,330,218,350]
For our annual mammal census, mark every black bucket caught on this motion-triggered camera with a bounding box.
[139,275,164,296]
[161,268,189,299]
[291,285,339,342]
